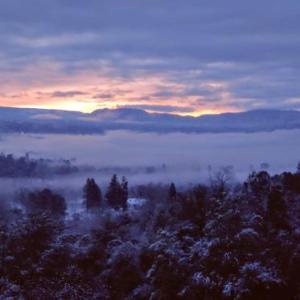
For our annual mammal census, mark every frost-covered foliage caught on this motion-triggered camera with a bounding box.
[1,169,300,299]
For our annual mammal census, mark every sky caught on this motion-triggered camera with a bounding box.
[0,0,300,116]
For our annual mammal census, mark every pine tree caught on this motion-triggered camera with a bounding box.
[121,176,129,209]
[106,174,128,209]
[297,161,300,174]
[169,182,177,201]
[267,188,289,230]
[83,178,102,211]
[21,188,66,216]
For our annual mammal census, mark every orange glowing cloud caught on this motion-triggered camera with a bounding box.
[0,60,240,116]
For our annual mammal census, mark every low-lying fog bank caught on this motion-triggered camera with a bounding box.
[0,129,299,215]
[0,129,299,171]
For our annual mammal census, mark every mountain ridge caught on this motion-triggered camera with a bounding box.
[0,106,299,134]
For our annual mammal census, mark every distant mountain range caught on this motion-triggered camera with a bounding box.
[0,106,300,134]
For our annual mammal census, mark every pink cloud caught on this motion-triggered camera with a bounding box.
[0,60,239,116]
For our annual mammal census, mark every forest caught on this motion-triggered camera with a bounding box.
[0,153,78,178]
[1,165,300,299]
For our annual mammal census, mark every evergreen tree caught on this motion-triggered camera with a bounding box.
[247,171,271,197]
[121,176,128,209]
[83,178,102,211]
[267,188,289,230]
[168,182,177,201]
[106,174,128,209]
[21,189,66,216]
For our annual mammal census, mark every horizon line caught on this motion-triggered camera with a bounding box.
[0,105,297,118]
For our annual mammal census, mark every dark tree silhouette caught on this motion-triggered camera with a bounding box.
[106,174,128,209]
[83,178,102,211]
[247,171,271,196]
[21,189,66,216]
[267,187,289,230]
[282,172,300,193]
[121,176,128,209]
[168,182,177,201]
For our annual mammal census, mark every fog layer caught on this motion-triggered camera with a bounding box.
[0,129,299,214]
[0,130,299,172]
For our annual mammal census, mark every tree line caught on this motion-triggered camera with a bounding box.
[84,174,128,211]
[0,153,78,177]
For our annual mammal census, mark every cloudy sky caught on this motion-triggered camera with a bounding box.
[0,0,299,115]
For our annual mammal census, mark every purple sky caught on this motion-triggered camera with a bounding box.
[0,1,299,115]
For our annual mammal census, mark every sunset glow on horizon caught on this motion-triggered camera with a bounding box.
[0,60,239,116]
[0,1,299,115]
